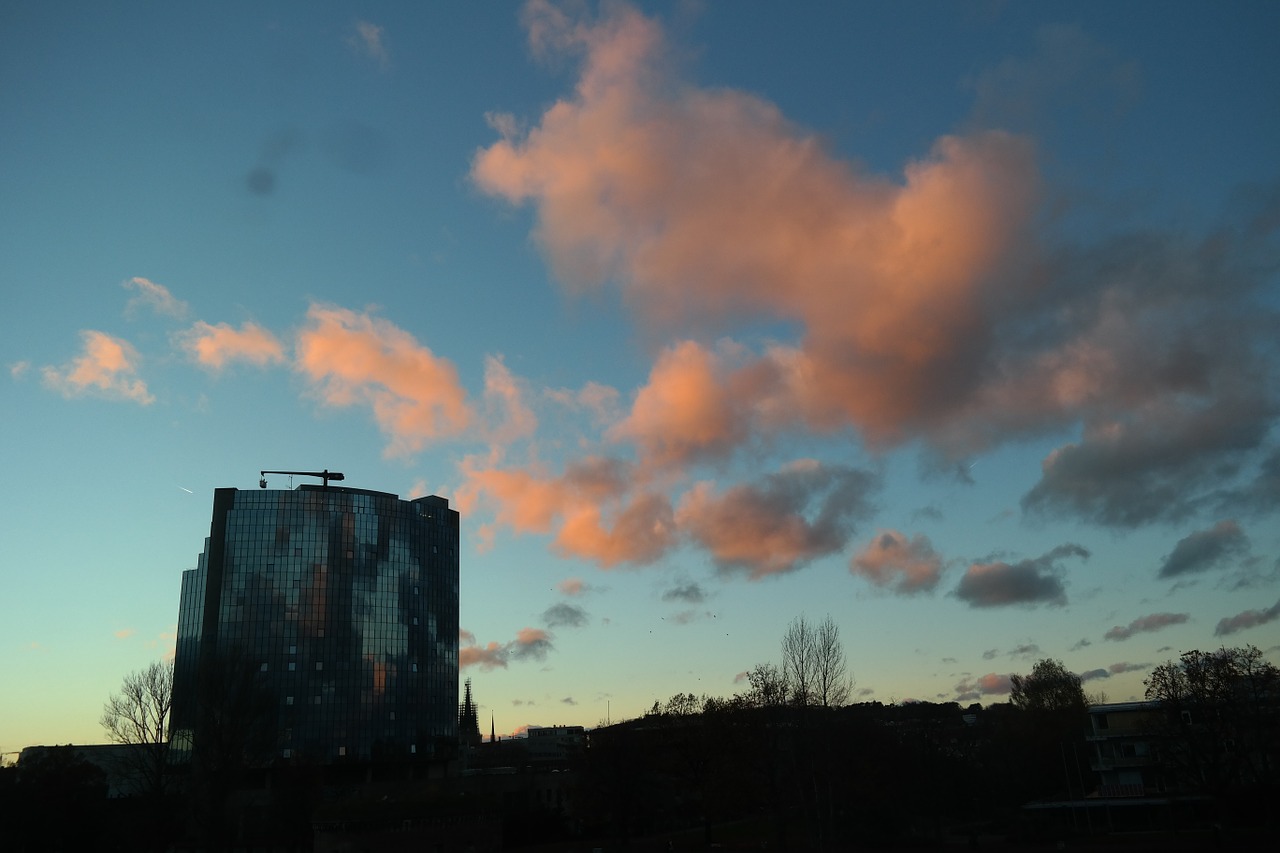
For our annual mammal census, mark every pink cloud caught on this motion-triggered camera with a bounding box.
[473,2,1040,454]
[42,330,154,404]
[608,340,751,468]
[177,320,286,370]
[558,578,587,596]
[460,641,509,671]
[471,0,1278,531]
[676,461,877,579]
[851,529,945,593]
[954,672,1013,700]
[459,456,676,567]
[460,626,556,671]
[294,304,472,456]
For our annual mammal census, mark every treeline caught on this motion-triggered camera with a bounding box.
[2,635,1275,850]
[572,640,1279,848]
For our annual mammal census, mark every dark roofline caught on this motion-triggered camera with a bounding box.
[295,484,400,500]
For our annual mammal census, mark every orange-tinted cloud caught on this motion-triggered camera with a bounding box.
[609,340,751,468]
[475,0,1279,529]
[955,672,1013,701]
[460,626,556,670]
[676,461,878,579]
[460,641,509,671]
[473,2,1040,453]
[557,577,588,596]
[177,320,286,370]
[294,304,472,456]
[460,455,676,566]
[42,330,154,404]
[851,529,944,593]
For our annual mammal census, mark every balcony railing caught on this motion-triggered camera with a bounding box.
[1098,783,1146,798]
[1090,755,1157,771]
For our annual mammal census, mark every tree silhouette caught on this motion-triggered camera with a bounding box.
[1010,658,1086,715]
[1009,658,1089,801]
[782,614,853,708]
[100,659,173,799]
[1144,644,1280,797]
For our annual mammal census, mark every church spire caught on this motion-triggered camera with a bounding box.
[458,678,481,747]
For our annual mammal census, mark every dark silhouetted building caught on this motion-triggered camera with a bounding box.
[170,483,459,765]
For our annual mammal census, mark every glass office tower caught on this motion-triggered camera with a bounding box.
[171,484,459,764]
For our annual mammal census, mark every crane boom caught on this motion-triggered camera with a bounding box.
[259,469,345,489]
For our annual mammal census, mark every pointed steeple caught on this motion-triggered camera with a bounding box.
[490,712,496,744]
[458,678,481,747]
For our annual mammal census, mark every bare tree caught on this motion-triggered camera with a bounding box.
[782,616,818,706]
[101,659,173,798]
[814,616,853,708]
[782,615,853,708]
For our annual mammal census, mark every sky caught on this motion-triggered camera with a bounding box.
[3,0,1279,753]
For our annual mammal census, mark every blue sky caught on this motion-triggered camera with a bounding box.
[3,0,1279,752]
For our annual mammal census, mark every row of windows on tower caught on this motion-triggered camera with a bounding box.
[260,661,431,673]
[280,745,420,759]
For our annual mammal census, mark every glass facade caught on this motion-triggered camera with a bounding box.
[171,485,459,764]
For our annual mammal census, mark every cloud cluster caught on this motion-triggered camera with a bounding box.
[459,455,676,566]
[1215,598,1280,636]
[1080,661,1150,682]
[459,627,555,671]
[295,305,473,456]
[27,1,1280,685]
[954,673,1012,702]
[176,321,286,371]
[954,544,1087,608]
[851,529,944,593]
[557,577,591,596]
[1104,612,1189,642]
[42,330,154,405]
[1158,519,1249,578]
[678,461,878,578]
[662,581,705,604]
[543,602,589,629]
[473,0,1278,534]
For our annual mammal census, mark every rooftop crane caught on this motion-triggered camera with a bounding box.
[259,469,345,490]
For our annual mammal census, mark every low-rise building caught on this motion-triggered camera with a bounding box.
[1086,701,1166,797]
